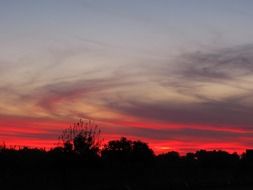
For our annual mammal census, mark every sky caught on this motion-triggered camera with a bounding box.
[1,0,253,154]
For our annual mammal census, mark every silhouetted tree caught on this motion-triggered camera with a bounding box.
[102,137,132,164]
[195,150,239,168]
[102,137,154,166]
[241,149,253,168]
[59,119,101,159]
[157,151,181,167]
[132,140,154,163]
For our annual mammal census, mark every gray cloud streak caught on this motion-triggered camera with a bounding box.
[102,44,253,128]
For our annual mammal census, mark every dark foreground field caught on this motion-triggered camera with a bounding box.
[1,146,253,190]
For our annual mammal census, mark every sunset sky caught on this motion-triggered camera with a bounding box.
[1,0,253,154]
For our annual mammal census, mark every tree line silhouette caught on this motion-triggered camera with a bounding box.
[1,119,253,190]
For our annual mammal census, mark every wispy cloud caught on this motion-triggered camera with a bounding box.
[1,43,253,152]
[100,44,253,128]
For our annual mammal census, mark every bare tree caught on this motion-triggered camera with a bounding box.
[59,119,101,155]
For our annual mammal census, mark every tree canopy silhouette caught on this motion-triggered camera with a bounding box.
[101,137,154,165]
